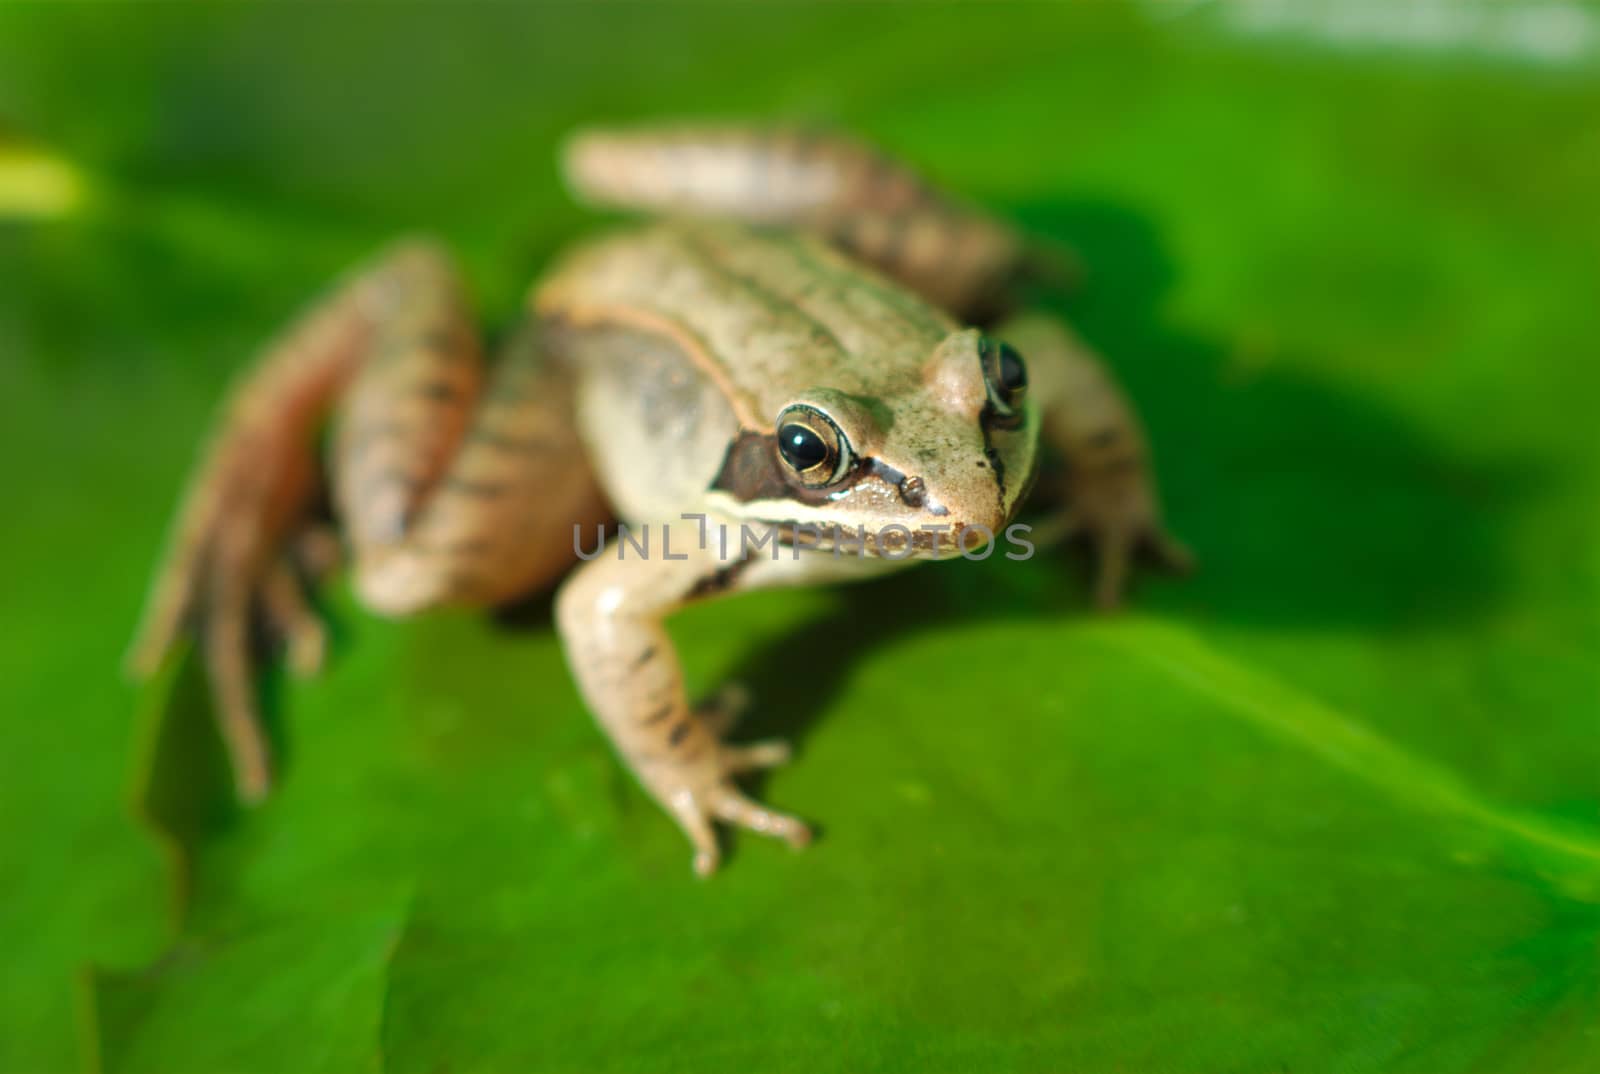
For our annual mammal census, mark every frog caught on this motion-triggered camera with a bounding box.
[128,125,1189,875]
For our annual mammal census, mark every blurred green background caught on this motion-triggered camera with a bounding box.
[2,3,1598,1072]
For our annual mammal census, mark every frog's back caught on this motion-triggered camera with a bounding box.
[534,221,957,431]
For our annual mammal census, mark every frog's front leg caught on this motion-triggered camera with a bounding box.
[556,518,875,875]
[1001,312,1192,608]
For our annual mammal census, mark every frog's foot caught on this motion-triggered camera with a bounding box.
[187,553,329,804]
[671,781,812,879]
[1081,519,1193,611]
[125,429,342,803]
[261,557,328,678]
[1032,502,1192,610]
[649,728,809,878]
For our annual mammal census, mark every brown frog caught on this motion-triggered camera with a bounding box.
[129,126,1189,874]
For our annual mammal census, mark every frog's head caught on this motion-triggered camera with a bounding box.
[713,329,1039,559]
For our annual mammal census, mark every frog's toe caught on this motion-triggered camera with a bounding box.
[1148,530,1195,575]
[285,619,328,678]
[711,787,812,850]
[263,559,329,678]
[668,779,811,876]
[664,789,723,877]
[722,738,793,773]
[1090,533,1133,611]
[203,594,275,804]
[1083,518,1193,610]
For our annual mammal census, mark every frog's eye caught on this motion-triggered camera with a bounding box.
[775,404,852,487]
[980,338,1028,420]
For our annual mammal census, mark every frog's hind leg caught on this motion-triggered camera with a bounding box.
[129,241,455,799]
[561,125,1045,320]
[134,242,607,802]
[336,317,608,618]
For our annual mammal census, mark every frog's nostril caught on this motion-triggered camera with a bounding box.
[898,475,927,508]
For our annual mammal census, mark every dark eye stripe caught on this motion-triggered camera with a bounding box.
[712,428,868,507]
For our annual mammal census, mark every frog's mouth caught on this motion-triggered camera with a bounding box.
[764,520,986,559]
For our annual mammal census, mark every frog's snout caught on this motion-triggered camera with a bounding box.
[900,330,1038,547]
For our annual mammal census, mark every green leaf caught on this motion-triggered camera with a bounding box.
[2,4,1597,1072]
[87,890,410,1074]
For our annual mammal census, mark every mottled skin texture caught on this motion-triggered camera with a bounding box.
[535,222,1036,545]
[130,125,1187,873]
